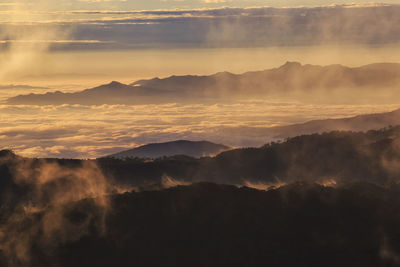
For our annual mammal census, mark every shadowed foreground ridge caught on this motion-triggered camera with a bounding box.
[2,182,400,267]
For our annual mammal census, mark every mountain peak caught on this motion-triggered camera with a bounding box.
[279,61,302,70]
[108,81,124,87]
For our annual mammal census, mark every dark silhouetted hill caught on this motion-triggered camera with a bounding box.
[3,126,400,190]
[108,140,230,159]
[96,125,400,187]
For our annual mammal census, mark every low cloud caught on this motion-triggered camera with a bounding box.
[0,102,398,158]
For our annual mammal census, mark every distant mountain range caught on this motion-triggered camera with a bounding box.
[255,108,400,141]
[0,84,49,90]
[108,140,230,159]
[6,62,400,105]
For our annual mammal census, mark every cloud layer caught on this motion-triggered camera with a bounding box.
[0,102,398,158]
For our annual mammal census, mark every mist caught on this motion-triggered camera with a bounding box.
[0,154,127,266]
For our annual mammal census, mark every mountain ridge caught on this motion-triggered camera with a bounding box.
[262,108,400,140]
[7,62,400,105]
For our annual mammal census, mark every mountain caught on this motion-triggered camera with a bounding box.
[6,62,400,105]
[93,125,400,188]
[169,108,400,148]
[2,181,400,267]
[3,124,400,190]
[132,62,400,95]
[5,81,170,105]
[247,108,400,142]
[3,128,400,266]
[5,125,400,191]
[0,84,48,90]
[108,140,230,159]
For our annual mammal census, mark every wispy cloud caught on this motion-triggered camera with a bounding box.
[0,4,398,50]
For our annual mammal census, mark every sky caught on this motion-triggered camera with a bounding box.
[0,2,399,85]
[1,0,400,11]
